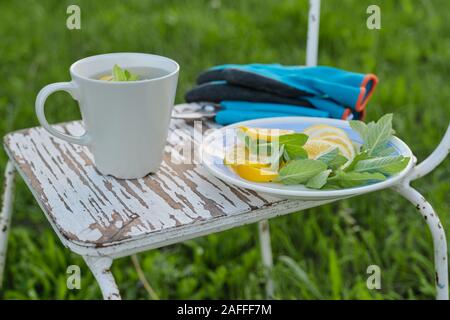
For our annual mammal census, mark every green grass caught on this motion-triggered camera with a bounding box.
[0,0,449,299]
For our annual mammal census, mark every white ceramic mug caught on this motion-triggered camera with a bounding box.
[35,52,179,179]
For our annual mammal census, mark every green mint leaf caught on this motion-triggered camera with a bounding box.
[282,148,291,162]
[328,154,349,170]
[354,156,410,175]
[381,156,410,174]
[344,151,371,172]
[286,146,308,160]
[112,64,139,81]
[306,169,332,189]
[278,133,309,160]
[316,148,347,170]
[380,157,410,175]
[279,159,327,185]
[372,145,395,157]
[112,64,127,81]
[349,120,368,142]
[125,69,139,81]
[279,133,308,146]
[328,171,386,188]
[317,148,339,164]
[365,113,395,155]
[321,182,342,190]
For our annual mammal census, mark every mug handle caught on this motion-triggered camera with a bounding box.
[35,82,90,146]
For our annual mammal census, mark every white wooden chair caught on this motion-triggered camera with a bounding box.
[0,0,449,299]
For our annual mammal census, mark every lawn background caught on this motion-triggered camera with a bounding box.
[0,0,449,299]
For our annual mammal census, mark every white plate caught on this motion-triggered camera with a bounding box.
[201,117,415,200]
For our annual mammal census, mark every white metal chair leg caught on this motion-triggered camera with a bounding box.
[258,219,274,298]
[393,124,450,299]
[0,161,16,288]
[84,255,121,300]
[393,184,448,300]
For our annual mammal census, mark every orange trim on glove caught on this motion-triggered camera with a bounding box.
[342,108,352,120]
[355,74,379,112]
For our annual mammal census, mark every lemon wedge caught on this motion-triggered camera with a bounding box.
[304,138,354,163]
[233,165,278,182]
[319,135,355,160]
[303,124,349,139]
[224,144,271,168]
[239,126,294,142]
[303,139,336,159]
[303,124,355,165]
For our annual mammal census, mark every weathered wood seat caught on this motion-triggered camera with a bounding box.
[3,119,331,258]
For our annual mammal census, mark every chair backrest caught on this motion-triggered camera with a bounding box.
[306,0,321,66]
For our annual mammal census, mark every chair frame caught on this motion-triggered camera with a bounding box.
[0,0,448,300]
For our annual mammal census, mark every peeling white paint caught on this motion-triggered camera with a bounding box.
[5,120,282,245]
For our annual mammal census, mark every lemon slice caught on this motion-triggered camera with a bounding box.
[304,138,355,169]
[239,126,294,142]
[319,135,355,161]
[303,124,355,166]
[303,124,348,140]
[303,139,336,159]
[233,165,278,182]
[224,144,271,168]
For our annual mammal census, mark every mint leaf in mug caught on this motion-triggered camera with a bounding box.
[113,64,127,81]
[124,69,139,81]
[278,159,327,185]
[110,64,140,81]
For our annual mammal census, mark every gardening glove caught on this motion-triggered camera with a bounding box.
[196,64,378,112]
[185,81,314,108]
[185,81,354,120]
[214,101,330,125]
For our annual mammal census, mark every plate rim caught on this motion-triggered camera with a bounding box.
[201,116,415,199]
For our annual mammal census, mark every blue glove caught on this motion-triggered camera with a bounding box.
[186,81,353,120]
[197,64,378,112]
[214,101,330,125]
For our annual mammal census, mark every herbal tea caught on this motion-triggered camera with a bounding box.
[93,65,169,82]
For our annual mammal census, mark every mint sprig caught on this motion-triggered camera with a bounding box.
[278,159,327,185]
[235,114,410,190]
[353,155,410,175]
[306,169,332,189]
[350,113,395,156]
[327,171,386,188]
[316,148,349,170]
[278,133,309,160]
